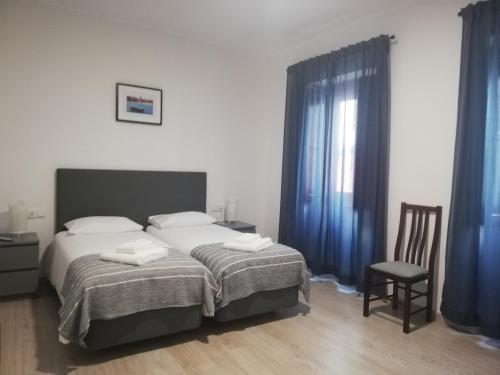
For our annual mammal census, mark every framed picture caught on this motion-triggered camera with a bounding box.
[116,83,162,125]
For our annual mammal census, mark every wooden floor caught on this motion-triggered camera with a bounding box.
[0,281,498,375]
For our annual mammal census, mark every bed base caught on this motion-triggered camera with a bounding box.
[84,305,202,350]
[213,286,299,322]
[84,287,299,349]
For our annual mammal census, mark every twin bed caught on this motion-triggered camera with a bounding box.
[147,224,309,321]
[43,168,310,349]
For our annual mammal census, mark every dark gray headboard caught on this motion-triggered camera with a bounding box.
[56,168,206,232]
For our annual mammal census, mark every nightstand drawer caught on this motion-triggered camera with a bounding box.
[0,245,39,271]
[0,269,39,297]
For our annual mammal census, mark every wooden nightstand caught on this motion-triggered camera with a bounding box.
[215,221,256,233]
[0,233,39,297]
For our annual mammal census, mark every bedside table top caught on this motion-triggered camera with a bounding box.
[215,221,256,230]
[0,232,39,247]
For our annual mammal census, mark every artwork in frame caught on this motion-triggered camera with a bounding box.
[116,83,162,125]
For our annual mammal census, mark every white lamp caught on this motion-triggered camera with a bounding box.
[225,197,238,223]
[9,201,28,234]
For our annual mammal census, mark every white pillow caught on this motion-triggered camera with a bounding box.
[148,211,216,229]
[64,216,143,235]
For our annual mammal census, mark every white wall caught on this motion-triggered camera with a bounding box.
[1,0,471,307]
[0,0,268,254]
[258,0,471,306]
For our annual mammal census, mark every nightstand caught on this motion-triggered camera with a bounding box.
[0,233,39,297]
[215,221,256,233]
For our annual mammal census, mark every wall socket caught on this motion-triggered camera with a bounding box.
[28,208,46,219]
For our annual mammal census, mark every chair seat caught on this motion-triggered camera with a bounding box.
[370,261,428,278]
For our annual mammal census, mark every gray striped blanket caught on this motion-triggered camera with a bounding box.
[190,243,310,309]
[58,249,217,347]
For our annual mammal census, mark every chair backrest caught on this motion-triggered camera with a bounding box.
[394,202,442,274]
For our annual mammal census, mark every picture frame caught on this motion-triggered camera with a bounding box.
[116,83,163,125]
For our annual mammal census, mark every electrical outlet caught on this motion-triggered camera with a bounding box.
[28,208,46,219]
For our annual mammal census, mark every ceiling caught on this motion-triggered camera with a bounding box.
[38,0,410,55]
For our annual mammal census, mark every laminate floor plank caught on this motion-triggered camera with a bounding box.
[0,281,498,375]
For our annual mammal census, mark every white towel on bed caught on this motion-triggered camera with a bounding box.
[115,238,156,254]
[223,236,273,252]
[233,233,261,243]
[100,247,168,266]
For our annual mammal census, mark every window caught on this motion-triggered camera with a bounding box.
[335,99,357,193]
[303,97,357,201]
[304,100,325,203]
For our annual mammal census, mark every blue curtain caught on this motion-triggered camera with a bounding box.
[441,0,500,339]
[279,36,390,292]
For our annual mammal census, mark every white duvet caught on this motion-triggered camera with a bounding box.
[146,224,240,255]
[43,231,171,297]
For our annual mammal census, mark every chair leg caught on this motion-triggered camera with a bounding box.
[403,282,411,333]
[363,266,371,317]
[392,281,398,310]
[426,279,434,322]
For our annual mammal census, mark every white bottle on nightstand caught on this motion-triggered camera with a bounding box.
[9,201,28,234]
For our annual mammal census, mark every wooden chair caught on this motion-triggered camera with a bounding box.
[363,202,442,333]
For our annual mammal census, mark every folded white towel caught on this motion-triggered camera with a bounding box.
[100,247,168,266]
[223,237,273,252]
[233,233,262,243]
[116,239,156,254]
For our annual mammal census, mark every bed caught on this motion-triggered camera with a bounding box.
[47,168,212,349]
[44,230,216,348]
[147,224,310,322]
[51,168,309,343]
